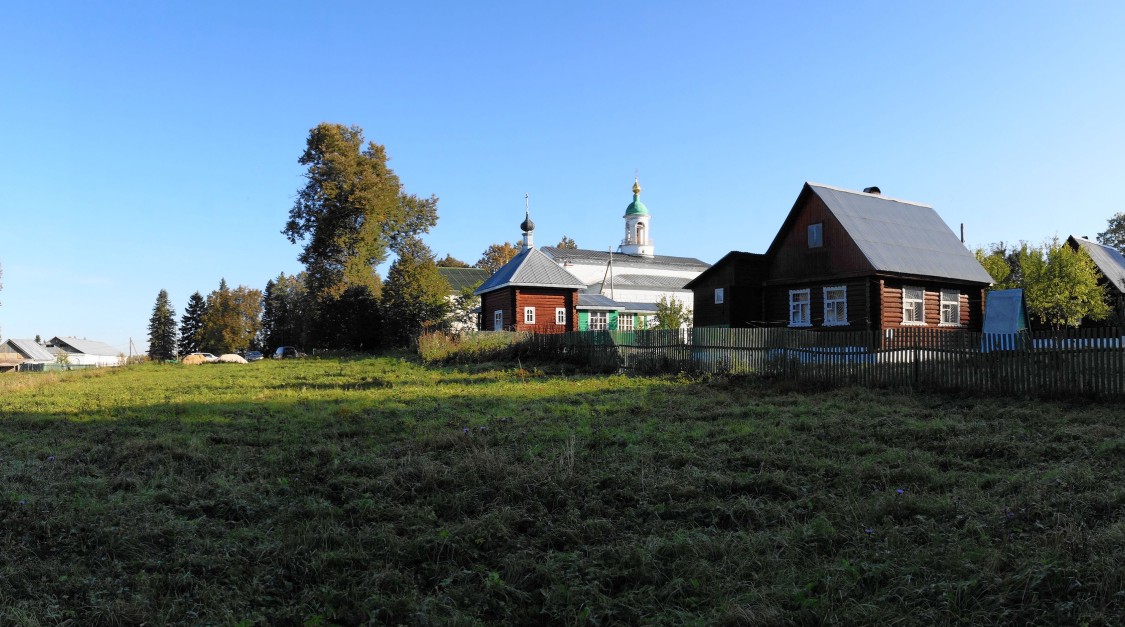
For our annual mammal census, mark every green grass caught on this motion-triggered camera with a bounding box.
[2,357,1124,625]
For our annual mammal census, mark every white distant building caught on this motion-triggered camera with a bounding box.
[537,179,709,329]
[46,336,124,367]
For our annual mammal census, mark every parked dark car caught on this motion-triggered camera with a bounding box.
[242,350,264,362]
[273,346,305,359]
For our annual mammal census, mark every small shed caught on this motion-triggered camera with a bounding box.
[981,289,1029,351]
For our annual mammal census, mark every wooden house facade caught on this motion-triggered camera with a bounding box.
[690,183,993,337]
[684,252,768,328]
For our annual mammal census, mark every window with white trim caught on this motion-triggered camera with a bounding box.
[940,289,961,325]
[589,311,608,331]
[524,307,535,325]
[789,289,811,327]
[823,286,847,326]
[903,287,925,324]
[493,310,503,331]
[714,288,724,304]
[808,223,823,248]
[619,314,634,331]
[555,307,566,325]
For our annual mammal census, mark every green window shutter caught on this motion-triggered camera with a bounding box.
[608,311,618,330]
[578,311,589,331]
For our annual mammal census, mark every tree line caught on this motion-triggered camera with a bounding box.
[973,224,1125,330]
[146,123,581,360]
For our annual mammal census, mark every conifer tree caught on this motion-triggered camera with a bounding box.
[147,289,178,361]
[382,238,450,346]
[260,272,311,350]
[178,292,207,356]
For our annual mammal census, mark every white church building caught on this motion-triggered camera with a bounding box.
[536,179,709,330]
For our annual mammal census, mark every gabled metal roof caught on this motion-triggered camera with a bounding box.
[49,336,122,357]
[795,183,993,284]
[1,339,55,362]
[474,247,587,295]
[1069,236,1125,294]
[540,247,710,271]
[437,267,492,293]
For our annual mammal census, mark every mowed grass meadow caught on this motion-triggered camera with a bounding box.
[1,356,1124,625]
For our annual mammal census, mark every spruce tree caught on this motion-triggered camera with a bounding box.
[261,272,311,350]
[147,290,178,361]
[382,237,450,347]
[178,291,207,356]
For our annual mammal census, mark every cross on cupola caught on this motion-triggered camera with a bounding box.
[520,192,535,250]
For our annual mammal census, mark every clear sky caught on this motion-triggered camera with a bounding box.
[3,2,1124,352]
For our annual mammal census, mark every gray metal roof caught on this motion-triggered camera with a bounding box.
[1070,236,1125,293]
[540,247,710,270]
[437,267,492,293]
[617,302,660,313]
[474,247,587,295]
[577,294,625,310]
[806,183,994,284]
[604,274,691,290]
[0,339,55,362]
[49,336,123,357]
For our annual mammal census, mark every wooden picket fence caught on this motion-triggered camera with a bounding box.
[511,326,1125,399]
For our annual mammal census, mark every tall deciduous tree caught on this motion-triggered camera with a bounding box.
[476,242,519,274]
[200,279,263,354]
[147,289,178,361]
[382,238,450,347]
[1021,238,1109,329]
[1097,213,1125,254]
[178,292,207,356]
[283,123,439,303]
[974,242,1023,290]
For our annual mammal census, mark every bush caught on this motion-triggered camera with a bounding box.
[418,330,526,364]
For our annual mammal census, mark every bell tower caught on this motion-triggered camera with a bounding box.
[618,178,654,257]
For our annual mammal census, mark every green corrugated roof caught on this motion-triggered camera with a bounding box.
[437,267,491,293]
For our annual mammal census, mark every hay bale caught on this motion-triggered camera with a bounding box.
[217,354,248,364]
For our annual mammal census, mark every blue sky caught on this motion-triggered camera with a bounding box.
[3,2,1124,352]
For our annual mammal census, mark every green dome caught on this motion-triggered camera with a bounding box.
[624,178,649,216]
[625,197,648,216]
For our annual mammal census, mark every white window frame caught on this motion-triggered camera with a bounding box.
[808,223,823,248]
[524,307,535,325]
[555,307,566,325]
[902,287,926,325]
[619,314,634,331]
[493,310,503,331]
[789,289,811,327]
[714,287,725,304]
[823,286,847,326]
[940,289,961,326]
[589,311,608,331]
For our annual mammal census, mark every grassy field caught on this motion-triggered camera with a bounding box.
[1,356,1124,625]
